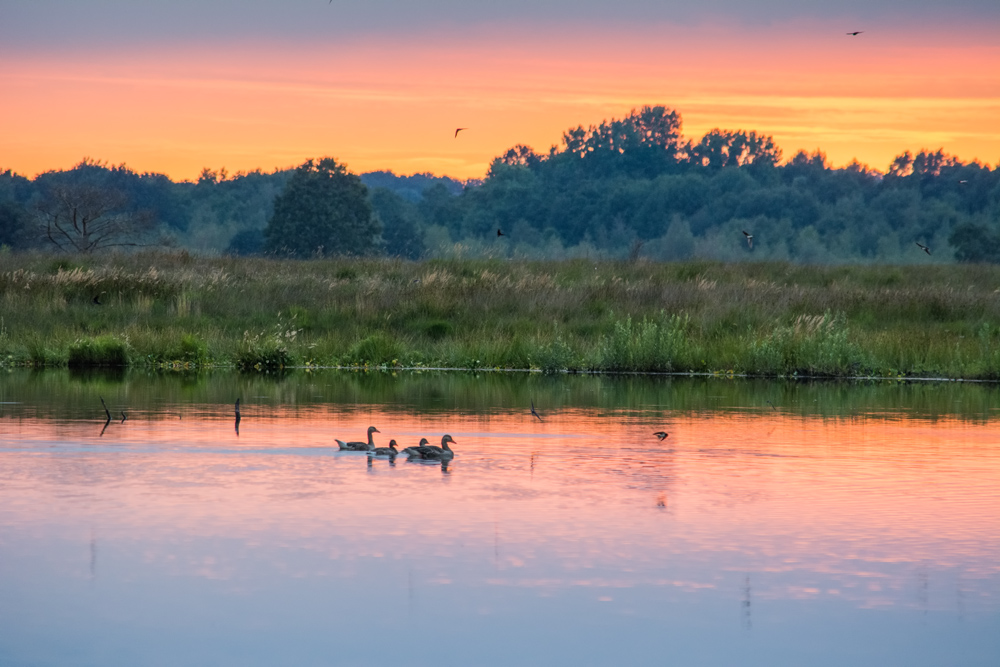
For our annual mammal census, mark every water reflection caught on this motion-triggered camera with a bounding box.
[0,370,998,666]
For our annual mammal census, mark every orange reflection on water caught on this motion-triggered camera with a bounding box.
[2,408,999,611]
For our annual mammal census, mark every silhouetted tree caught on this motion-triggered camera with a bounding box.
[0,200,31,249]
[226,229,265,256]
[688,130,782,169]
[950,223,1000,263]
[264,158,380,257]
[35,183,156,252]
[370,187,424,259]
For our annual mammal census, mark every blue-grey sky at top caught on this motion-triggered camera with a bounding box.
[2,0,997,51]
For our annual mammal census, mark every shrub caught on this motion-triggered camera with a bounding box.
[532,336,576,373]
[68,336,129,367]
[599,313,693,372]
[744,311,866,376]
[172,334,208,365]
[346,333,403,365]
[235,331,294,371]
[423,319,454,340]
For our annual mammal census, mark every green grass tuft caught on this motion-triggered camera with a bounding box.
[68,336,129,366]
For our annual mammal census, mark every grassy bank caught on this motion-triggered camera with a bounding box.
[1,251,999,379]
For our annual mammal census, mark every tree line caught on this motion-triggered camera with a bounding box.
[2,105,998,262]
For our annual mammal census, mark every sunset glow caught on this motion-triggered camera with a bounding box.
[6,408,1000,577]
[2,21,998,180]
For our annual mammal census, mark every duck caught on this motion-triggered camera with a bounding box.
[337,426,380,451]
[372,439,398,457]
[408,434,457,460]
[400,438,431,457]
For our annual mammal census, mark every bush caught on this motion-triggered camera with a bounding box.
[598,313,693,372]
[744,311,866,376]
[531,336,577,373]
[68,336,129,366]
[422,319,454,340]
[235,331,294,371]
[171,334,208,365]
[346,333,403,365]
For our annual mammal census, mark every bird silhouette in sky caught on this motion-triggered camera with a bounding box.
[916,241,931,255]
[846,31,864,36]
[742,230,754,250]
[497,229,504,237]
[530,400,542,422]
[455,128,467,138]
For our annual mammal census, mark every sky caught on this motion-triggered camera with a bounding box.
[1,0,998,181]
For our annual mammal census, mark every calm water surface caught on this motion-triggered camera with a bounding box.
[1,370,998,666]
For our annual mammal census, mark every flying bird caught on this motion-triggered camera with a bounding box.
[92,295,102,305]
[454,128,467,138]
[846,31,864,36]
[959,180,968,184]
[530,400,542,422]
[742,230,754,250]
[653,431,669,441]
[497,229,504,237]
[915,241,931,255]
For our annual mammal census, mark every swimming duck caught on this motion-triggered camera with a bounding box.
[337,426,380,451]
[372,439,398,457]
[400,438,431,457]
[408,434,457,460]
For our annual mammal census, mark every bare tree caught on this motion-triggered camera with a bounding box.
[36,184,156,253]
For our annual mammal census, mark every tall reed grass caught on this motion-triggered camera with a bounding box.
[1,251,998,378]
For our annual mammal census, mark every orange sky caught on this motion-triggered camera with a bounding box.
[2,23,998,180]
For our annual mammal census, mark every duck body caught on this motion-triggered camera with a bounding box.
[407,434,457,460]
[400,438,431,457]
[338,426,380,451]
[372,439,398,457]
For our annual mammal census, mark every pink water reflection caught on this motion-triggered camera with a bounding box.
[1,407,998,665]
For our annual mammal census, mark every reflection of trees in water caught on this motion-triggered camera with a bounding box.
[4,370,999,424]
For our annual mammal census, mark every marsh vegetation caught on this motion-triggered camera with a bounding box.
[2,252,999,378]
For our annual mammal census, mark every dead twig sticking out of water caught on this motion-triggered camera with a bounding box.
[99,396,111,436]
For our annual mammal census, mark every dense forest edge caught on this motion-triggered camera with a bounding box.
[2,253,1000,380]
[2,105,999,263]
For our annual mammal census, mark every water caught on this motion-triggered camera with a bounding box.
[1,370,998,666]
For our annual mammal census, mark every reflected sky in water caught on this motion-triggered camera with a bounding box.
[0,371,998,666]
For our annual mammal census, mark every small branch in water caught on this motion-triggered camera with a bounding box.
[99,397,111,435]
